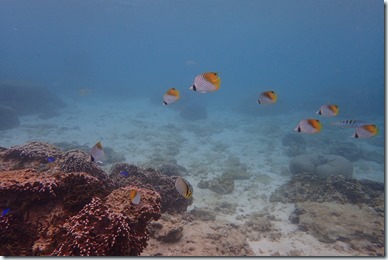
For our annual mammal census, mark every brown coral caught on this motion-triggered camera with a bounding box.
[0,142,171,256]
[52,189,161,256]
[109,163,192,214]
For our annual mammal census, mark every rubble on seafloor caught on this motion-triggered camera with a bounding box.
[270,172,384,256]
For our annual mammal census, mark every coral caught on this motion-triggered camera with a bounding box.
[269,173,384,211]
[0,169,60,204]
[0,104,20,130]
[54,141,125,165]
[0,142,166,256]
[0,211,36,255]
[109,163,192,214]
[289,154,353,178]
[60,149,115,191]
[3,142,62,165]
[53,189,161,256]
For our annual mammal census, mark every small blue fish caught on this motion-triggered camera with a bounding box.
[47,156,55,163]
[120,171,129,177]
[1,208,10,217]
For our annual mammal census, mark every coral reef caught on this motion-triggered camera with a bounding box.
[289,154,353,178]
[0,142,164,256]
[0,104,20,130]
[269,173,384,211]
[53,187,161,256]
[2,142,62,167]
[293,202,384,256]
[59,149,115,191]
[109,163,192,213]
[0,82,66,116]
[53,141,126,165]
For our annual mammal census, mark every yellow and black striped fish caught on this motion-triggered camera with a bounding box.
[331,120,366,128]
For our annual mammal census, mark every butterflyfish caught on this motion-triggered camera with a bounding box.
[316,104,339,117]
[331,120,366,128]
[294,119,322,134]
[90,141,104,164]
[130,189,141,204]
[163,88,180,105]
[189,72,221,93]
[175,177,193,199]
[257,91,277,105]
[352,124,378,138]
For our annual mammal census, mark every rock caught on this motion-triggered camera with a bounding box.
[0,83,66,116]
[157,226,184,243]
[269,173,384,210]
[0,105,20,130]
[190,206,216,221]
[208,175,235,194]
[296,202,384,255]
[214,201,238,214]
[289,154,353,178]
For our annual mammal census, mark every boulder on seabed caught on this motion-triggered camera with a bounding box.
[289,154,353,178]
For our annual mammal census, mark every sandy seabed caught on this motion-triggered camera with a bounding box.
[0,95,384,256]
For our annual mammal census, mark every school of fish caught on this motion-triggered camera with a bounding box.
[36,71,378,207]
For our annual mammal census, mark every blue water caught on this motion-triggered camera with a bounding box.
[0,1,385,256]
[0,0,384,115]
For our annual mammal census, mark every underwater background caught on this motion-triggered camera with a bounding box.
[0,0,385,256]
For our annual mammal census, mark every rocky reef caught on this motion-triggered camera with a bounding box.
[109,163,192,214]
[0,141,192,256]
[270,173,384,256]
[289,154,353,178]
[0,82,66,130]
[0,82,66,117]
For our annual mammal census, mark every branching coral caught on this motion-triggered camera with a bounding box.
[52,190,161,256]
